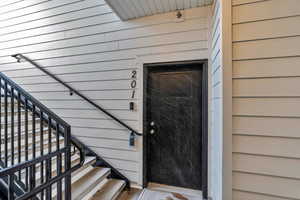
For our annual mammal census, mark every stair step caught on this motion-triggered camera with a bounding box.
[0,124,43,135]
[117,188,142,200]
[0,119,42,129]
[0,103,20,108]
[51,166,110,200]
[72,156,97,178]
[2,138,65,166]
[1,128,50,142]
[0,130,56,154]
[72,167,111,200]
[18,153,82,181]
[79,178,109,200]
[1,117,40,125]
[0,110,26,116]
[50,156,96,195]
[30,154,87,185]
[0,110,27,118]
[90,179,126,200]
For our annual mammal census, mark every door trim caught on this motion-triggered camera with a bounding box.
[142,60,208,199]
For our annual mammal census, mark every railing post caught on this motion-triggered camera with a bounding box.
[0,78,2,161]
[8,175,14,200]
[64,125,72,200]
[24,99,29,190]
[4,82,8,167]
[10,87,14,166]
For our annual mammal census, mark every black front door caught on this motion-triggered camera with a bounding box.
[146,63,204,190]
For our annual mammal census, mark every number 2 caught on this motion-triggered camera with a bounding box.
[131,70,137,79]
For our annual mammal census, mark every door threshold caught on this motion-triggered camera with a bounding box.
[147,182,202,198]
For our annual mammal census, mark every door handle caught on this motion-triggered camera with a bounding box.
[150,129,155,135]
[150,121,155,127]
[149,121,156,135]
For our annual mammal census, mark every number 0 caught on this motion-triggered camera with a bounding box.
[131,80,137,88]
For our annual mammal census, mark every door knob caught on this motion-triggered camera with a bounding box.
[150,129,155,135]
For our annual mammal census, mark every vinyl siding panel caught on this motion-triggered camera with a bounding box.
[233,153,300,179]
[232,0,300,199]
[233,78,300,97]
[232,0,300,24]
[233,57,300,78]
[233,116,300,138]
[0,0,211,185]
[233,190,290,200]
[233,172,300,199]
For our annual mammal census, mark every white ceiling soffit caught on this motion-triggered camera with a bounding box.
[105,0,213,20]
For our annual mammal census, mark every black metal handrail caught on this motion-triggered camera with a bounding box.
[0,72,82,199]
[11,54,142,137]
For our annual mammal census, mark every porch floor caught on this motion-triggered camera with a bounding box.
[138,183,202,200]
[117,188,142,200]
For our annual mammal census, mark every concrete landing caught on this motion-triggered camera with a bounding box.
[138,183,202,200]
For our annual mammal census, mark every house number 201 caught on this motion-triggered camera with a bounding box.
[131,70,137,99]
[129,70,137,111]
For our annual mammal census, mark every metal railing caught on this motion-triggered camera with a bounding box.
[0,72,85,199]
[11,54,142,137]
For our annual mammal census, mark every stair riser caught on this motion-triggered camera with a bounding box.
[1,129,50,143]
[0,111,27,117]
[0,116,32,124]
[0,121,42,133]
[1,139,65,165]
[0,134,60,155]
[1,118,41,126]
[74,173,109,200]
[22,156,81,186]
[51,158,101,200]
[18,154,81,180]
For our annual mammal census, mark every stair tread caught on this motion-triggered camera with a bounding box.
[1,129,51,144]
[117,188,142,200]
[72,167,111,200]
[0,110,26,114]
[2,138,65,166]
[1,128,50,138]
[24,154,82,183]
[2,136,64,155]
[51,157,102,199]
[90,179,126,200]
[72,156,97,177]
[0,132,57,153]
[0,120,41,127]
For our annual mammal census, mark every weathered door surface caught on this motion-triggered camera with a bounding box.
[147,65,203,190]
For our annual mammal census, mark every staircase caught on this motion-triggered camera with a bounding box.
[0,72,128,200]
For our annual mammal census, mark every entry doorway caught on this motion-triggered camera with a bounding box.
[143,60,208,198]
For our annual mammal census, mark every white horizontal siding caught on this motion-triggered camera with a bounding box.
[0,0,211,185]
[232,0,300,199]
